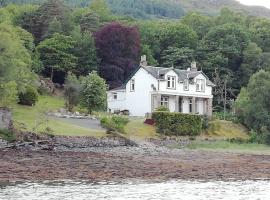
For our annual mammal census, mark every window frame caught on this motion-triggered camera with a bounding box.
[130,79,135,92]
[196,79,205,92]
[113,93,117,100]
[161,96,169,108]
[183,79,189,91]
[167,76,176,90]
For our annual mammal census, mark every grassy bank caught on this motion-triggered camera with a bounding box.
[12,95,106,137]
[186,140,270,155]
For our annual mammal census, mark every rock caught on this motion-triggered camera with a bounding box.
[0,108,12,130]
[59,108,66,114]
[75,111,80,116]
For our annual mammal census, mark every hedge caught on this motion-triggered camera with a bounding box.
[152,112,202,136]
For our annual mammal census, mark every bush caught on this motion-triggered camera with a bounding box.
[213,112,239,123]
[152,112,202,136]
[155,106,169,112]
[0,129,16,142]
[18,86,39,106]
[100,115,129,133]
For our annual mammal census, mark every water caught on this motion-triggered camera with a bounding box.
[1,180,270,200]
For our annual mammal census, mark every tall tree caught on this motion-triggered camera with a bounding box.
[95,22,141,88]
[71,27,98,76]
[37,33,77,82]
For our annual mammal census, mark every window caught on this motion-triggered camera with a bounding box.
[189,98,193,113]
[184,79,189,91]
[196,79,205,92]
[113,93,117,100]
[161,96,169,108]
[130,79,135,92]
[167,76,176,89]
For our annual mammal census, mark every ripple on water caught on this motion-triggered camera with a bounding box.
[0,180,270,200]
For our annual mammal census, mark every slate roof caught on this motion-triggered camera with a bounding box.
[109,65,215,91]
[143,66,215,86]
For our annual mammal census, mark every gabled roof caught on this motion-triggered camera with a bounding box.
[109,65,215,91]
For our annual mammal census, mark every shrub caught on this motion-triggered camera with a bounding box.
[0,129,16,142]
[155,106,169,112]
[18,86,39,106]
[100,115,129,133]
[152,112,202,136]
[201,115,210,130]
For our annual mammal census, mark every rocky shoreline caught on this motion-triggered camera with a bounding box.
[1,135,270,182]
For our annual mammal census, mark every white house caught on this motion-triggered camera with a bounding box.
[107,56,214,117]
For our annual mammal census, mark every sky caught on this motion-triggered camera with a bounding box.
[237,0,270,9]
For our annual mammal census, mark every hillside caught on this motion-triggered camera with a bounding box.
[178,0,270,18]
[2,0,270,19]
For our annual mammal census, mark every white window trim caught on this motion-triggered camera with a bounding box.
[167,76,176,89]
[196,79,205,92]
[161,96,169,108]
[130,79,135,92]
[184,79,189,91]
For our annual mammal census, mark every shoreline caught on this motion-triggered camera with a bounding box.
[1,144,270,183]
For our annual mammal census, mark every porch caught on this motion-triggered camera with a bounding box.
[151,94,213,116]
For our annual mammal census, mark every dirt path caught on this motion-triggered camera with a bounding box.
[1,147,270,182]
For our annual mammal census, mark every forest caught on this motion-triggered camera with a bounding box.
[1,0,270,142]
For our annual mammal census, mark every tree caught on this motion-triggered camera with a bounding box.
[37,33,77,82]
[89,0,111,21]
[95,22,141,88]
[235,70,270,134]
[239,42,263,86]
[160,47,194,69]
[20,0,73,43]
[159,23,198,54]
[79,10,101,33]
[80,71,107,114]
[182,12,214,39]
[64,73,81,112]
[0,81,18,107]
[71,27,98,76]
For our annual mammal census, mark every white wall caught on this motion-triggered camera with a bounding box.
[107,90,126,113]
[125,68,158,116]
[159,72,212,98]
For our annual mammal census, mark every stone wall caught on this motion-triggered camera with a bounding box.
[0,108,12,130]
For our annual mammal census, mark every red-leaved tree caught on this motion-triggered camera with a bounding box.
[95,22,141,89]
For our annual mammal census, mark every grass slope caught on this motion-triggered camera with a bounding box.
[12,95,106,137]
[187,140,270,155]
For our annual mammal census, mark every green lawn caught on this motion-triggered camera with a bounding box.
[186,140,270,155]
[125,118,158,140]
[12,95,107,137]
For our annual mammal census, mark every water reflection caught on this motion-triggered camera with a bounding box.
[1,180,269,200]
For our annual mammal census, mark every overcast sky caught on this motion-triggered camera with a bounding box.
[237,0,270,9]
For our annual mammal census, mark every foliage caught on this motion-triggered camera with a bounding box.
[71,27,98,76]
[80,71,107,114]
[235,70,270,145]
[100,115,129,133]
[155,106,169,112]
[37,33,77,82]
[0,129,16,142]
[152,112,202,136]
[95,22,140,88]
[64,72,81,112]
[18,85,39,106]
[0,81,18,107]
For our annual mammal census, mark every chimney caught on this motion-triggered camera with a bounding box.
[191,61,197,71]
[140,55,147,67]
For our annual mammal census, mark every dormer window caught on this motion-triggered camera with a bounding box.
[196,79,205,92]
[130,79,135,92]
[184,79,189,91]
[167,76,176,89]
